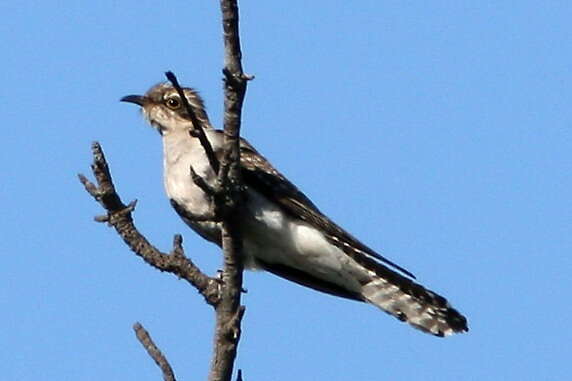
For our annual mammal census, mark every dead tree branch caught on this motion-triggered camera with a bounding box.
[166,71,221,175]
[78,143,221,306]
[205,1,252,380]
[134,322,177,381]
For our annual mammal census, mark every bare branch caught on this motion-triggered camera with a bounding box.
[206,2,251,381]
[165,71,220,175]
[217,0,251,193]
[79,142,220,306]
[190,166,218,196]
[133,322,177,381]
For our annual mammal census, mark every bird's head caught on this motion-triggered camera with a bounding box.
[121,82,211,135]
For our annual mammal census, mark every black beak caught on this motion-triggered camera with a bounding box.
[120,94,146,106]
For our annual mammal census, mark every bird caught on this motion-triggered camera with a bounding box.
[121,82,468,337]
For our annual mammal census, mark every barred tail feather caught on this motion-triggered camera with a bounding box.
[361,276,468,337]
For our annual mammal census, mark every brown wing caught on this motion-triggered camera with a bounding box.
[237,137,416,279]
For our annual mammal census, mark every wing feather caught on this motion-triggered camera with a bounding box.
[237,137,416,279]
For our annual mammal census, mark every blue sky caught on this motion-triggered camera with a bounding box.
[2,1,571,380]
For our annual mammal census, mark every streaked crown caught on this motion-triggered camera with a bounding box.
[121,82,211,135]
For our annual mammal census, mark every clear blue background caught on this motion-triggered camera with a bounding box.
[2,1,570,380]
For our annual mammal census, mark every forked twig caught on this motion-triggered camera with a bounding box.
[78,142,220,306]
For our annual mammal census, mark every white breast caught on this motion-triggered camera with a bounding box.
[162,130,216,217]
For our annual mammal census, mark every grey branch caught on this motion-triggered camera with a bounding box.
[78,142,220,306]
[205,2,252,381]
[134,322,177,381]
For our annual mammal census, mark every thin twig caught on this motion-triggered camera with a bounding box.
[133,322,177,381]
[165,71,220,175]
[190,166,218,195]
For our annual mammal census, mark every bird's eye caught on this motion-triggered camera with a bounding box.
[165,97,181,109]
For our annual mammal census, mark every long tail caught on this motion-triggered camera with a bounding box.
[256,250,468,336]
[361,265,468,337]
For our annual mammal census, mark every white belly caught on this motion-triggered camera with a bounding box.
[241,191,364,291]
